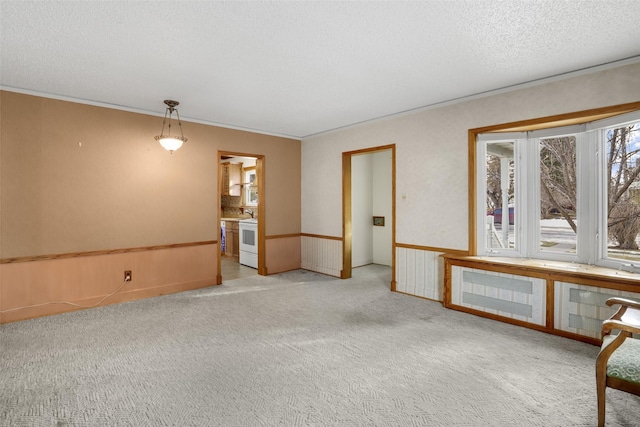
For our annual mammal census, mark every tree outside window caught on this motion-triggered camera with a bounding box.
[476,113,640,270]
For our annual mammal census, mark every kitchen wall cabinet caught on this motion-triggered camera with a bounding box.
[222,163,242,196]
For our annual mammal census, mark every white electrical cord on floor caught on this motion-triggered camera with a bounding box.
[0,278,130,314]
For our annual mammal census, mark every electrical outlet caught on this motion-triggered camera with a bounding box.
[124,270,132,282]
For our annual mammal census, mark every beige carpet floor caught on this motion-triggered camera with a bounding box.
[1,265,639,426]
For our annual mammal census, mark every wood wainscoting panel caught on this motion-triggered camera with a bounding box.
[0,243,218,324]
[265,235,301,274]
[395,247,444,301]
[301,235,342,277]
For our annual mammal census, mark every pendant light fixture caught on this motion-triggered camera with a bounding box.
[154,99,187,153]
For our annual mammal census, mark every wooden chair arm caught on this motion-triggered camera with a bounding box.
[602,319,640,337]
[605,297,640,324]
[606,297,640,310]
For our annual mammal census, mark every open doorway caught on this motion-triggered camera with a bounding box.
[218,151,265,282]
[341,145,395,289]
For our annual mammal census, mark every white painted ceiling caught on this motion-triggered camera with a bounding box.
[2,1,640,139]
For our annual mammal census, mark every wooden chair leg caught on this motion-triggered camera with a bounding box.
[596,365,606,427]
[597,384,606,427]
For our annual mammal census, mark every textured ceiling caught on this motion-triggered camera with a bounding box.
[2,1,640,139]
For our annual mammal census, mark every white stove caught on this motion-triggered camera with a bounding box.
[239,219,258,268]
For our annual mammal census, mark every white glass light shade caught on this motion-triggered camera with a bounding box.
[157,136,186,152]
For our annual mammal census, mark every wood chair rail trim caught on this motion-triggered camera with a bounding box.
[1,241,217,265]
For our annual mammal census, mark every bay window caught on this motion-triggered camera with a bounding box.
[474,108,640,272]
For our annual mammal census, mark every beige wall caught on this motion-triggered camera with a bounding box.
[300,61,640,284]
[0,90,301,322]
[302,61,640,252]
[1,91,301,258]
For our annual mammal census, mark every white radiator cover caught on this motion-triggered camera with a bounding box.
[451,266,546,326]
[554,281,640,339]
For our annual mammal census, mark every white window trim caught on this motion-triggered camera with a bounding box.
[529,128,583,263]
[592,111,640,271]
[476,110,640,272]
[475,134,524,256]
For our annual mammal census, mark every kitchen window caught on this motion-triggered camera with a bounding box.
[244,169,258,206]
